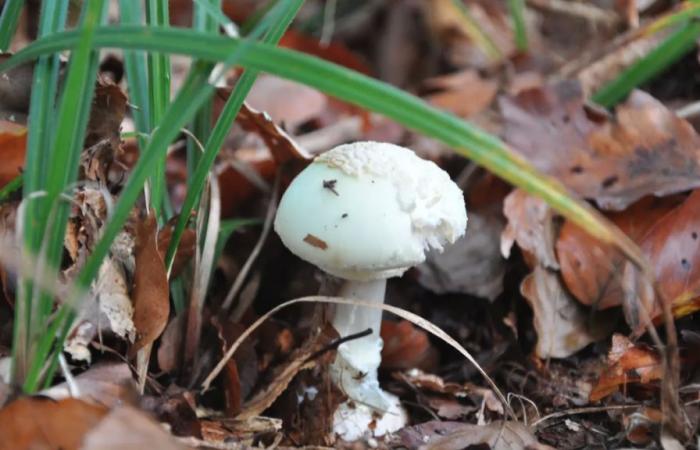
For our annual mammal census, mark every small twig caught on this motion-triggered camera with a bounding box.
[303,328,372,363]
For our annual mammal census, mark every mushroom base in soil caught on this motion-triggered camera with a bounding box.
[329,278,407,440]
[274,142,467,441]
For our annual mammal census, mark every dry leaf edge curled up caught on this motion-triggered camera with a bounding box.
[201,295,518,420]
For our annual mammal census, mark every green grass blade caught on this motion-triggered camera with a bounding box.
[593,21,700,107]
[507,0,528,52]
[12,0,69,385]
[146,0,171,217]
[164,0,303,271]
[21,0,107,392]
[120,0,151,136]
[0,174,22,202]
[0,0,24,50]
[1,24,649,291]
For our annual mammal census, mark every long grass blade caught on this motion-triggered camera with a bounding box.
[20,0,107,392]
[593,21,700,107]
[0,0,24,50]
[0,26,647,270]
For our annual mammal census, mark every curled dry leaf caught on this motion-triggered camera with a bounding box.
[501,81,700,211]
[502,189,559,269]
[129,211,170,357]
[590,334,663,402]
[0,120,26,188]
[0,397,108,450]
[521,266,616,359]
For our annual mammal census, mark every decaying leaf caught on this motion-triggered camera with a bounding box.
[521,266,616,359]
[590,334,663,402]
[0,397,108,450]
[129,211,169,357]
[65,258,136,362]
[395,420,554,450]
[85,80,127,149]
[502,189,559,269]
[42,363,137,408]
[246,75,328,131]
[419,211,506,300]
[501,81,700,211]
[81,405,187,450]
[424,70,498,118]
[0,120,26,188]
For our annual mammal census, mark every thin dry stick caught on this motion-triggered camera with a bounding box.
[532,404,642,429]
[202,295,518,420]
[223,173,280,317]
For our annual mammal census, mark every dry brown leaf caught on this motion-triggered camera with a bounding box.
[0,397,108,450]
[246,75,327,131]
[590,334,663,402]
[396,420,554,450]
[85,80,127,148]
[557,191,700,321]
[129,210,169,357]
[557,196,682,310]
[501,81,700,211]
[42,363,136,408]
[157,312,186,374]
[380,320,436,371]
[235,102,312,168]
[424,70,498,118]
[501,189,559,269]
[81,405,186,450]
[521,266,616,359]
[419,211,506,300]
[0,120,27,188]
[157,217,196,278]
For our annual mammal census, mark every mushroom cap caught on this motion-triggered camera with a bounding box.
[274,141,468,281]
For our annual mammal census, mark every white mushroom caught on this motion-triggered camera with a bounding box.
[274,141,467,441]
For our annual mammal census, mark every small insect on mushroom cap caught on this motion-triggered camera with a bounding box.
[274,141,468,281]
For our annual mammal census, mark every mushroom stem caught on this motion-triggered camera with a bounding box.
[330,278,390,410]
